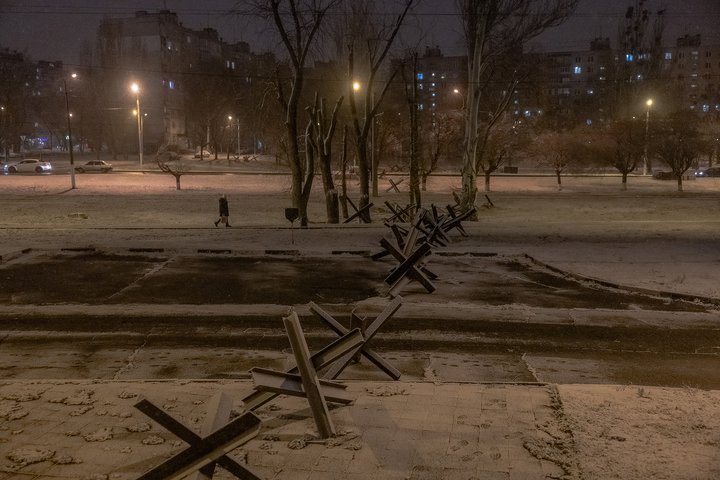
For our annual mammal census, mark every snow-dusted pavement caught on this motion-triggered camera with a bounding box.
[1,169,719,479]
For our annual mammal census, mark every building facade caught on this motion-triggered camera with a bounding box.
[97,9,274,151]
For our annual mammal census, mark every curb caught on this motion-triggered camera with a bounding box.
[523,253,720,307]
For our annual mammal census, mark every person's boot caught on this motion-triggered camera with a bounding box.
[226,223,232,227]
[214,220,219,227]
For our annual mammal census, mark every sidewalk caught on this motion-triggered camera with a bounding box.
[0,380,565,480]
[2,380,719,480]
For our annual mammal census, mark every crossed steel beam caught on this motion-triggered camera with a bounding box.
[308,296,403,380]
[244,312,366,438]
[134,395,262,480]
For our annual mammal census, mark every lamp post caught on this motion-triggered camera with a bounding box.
[353,81,380,197]
[453,88,466,111]
[64,73,78,189]
[643,98,653,175]
[1,106,6,164]
[228,115,240,156]
[131,83,144,167]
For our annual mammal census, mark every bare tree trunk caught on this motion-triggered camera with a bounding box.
[408,53,421,208]
[484,172,491,192]
[458,0,578,212]
[347,0,415,222]
[556,169,562,191]
[621,172,628,191]
[340,126,349,219]
[266,0,336,227]
[677,175,683,192]
[308,94,343,224]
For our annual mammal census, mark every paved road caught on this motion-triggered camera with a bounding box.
[1,248,719,388]
[1,172,719,390]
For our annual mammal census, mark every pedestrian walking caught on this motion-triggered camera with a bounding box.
[214,194,231,227]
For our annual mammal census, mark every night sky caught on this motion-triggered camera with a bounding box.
[0,0,718,65]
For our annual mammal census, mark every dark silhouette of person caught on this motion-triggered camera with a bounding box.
[214,194,231,227]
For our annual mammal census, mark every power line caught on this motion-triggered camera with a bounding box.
[0,5,718,19]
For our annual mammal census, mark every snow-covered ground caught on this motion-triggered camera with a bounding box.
[1,167,719,479]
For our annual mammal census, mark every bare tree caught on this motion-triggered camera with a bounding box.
[346,0,417,221]
[306,93,344,223]
[248,0,340,226]
[605,120,643,190]
[476,116,520,191]
[456,0,579,211]
[533,130,585,191]
[655,112,700,192]
[156,144,189,190]
[399,52,421,207]
[419,112,462,191]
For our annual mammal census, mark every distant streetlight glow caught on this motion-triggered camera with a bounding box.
[452,87,465,110]
[64,73,78,189]
[0,106,5,163]
[228,115,240,155]
[130,82,143,167]
[352,81,361,92]
[643,98,653,175]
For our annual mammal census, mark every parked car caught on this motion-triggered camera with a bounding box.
[3,158,52,174]
[194,149,212,159]
[75,160,113,173]
[694,166,720,177]
[652,170,676,180]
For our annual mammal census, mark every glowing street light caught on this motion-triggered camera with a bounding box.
[131,82,144,167]
[228,115,240,156]
[452,87,465,111]
[0,106,6,164]
[643,98,653,175]
[64,73,78,189]
[351,80,382,197]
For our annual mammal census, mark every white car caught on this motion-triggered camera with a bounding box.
[75,160,113,173]
[4,158,53,174]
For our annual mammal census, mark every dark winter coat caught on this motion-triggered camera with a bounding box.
[218,197,229,216]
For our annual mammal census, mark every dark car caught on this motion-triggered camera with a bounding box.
[652,170,676,180]
[695,166,720,178]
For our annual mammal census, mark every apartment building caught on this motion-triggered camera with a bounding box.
[663,34,720,114]
[97,9,273,150]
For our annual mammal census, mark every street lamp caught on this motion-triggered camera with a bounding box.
[131,82,144,167]
[643,98,653,175]
[352,80,380,197]
[453,88,465,111]
[0,106,6,164]
[228,115,240,156]
[64,73,78,189]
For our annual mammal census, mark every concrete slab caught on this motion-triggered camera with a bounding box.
[0,380,564,480]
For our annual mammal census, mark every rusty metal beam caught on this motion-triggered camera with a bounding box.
[239,328,363,412]
[135,401,261,480]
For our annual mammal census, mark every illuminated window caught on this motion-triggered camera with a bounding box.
[574,66,582,74]
[664,52,672,60]
[626,54,633,62]
[417,73,424,80]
